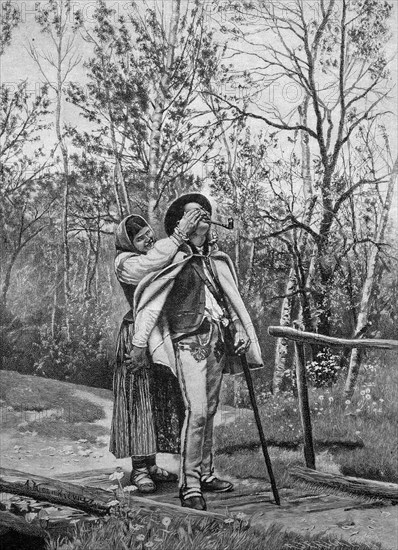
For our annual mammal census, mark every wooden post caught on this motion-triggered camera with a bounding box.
[294,342,315,470]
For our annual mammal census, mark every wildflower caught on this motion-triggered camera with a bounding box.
[366,394,371,400]
[144,543,154,548]
[109,468,124,481]
[136,534,145,541]
[236,512,247,520]
[345,400,351,405]
[162,517,172,529]
[360,390,366,396]
[224,517,234,524]
[379,399,384,403]
[365,388,371,393]
[328,397,334,403]
[319,395,324,401]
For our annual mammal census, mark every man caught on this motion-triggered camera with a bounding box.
[130,193,263,510]
[111,210,202,493]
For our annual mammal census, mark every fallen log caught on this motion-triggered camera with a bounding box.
[289,466,398,502]
[0,468,117,516]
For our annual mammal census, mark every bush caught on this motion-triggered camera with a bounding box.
[33,299,114,389]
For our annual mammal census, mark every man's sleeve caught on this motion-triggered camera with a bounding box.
[115,237,180,286]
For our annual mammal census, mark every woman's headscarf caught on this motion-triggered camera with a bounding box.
[115,214,150,254]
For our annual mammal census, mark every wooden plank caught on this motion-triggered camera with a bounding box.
[289,467,398,501]
[268,326,398,349]
[295,342,315,470]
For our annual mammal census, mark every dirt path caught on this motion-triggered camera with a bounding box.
[1,388,397,549]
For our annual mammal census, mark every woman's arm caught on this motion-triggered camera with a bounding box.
[115,236,181,286]
[116,208,202,286]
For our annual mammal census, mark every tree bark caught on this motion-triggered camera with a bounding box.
[345,156,398,397]
[273,269,297,392]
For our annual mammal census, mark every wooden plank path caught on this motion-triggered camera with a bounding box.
[57,468,381,519]
[3,467,397,548]
[59,469,397,548]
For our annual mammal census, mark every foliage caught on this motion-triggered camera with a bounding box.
[33,298,115,388]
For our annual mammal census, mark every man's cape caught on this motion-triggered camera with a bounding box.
[133,248,264,375]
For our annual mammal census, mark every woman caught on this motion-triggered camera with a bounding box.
[109,210,201,493]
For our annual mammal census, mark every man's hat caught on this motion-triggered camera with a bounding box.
[164,193,212,236]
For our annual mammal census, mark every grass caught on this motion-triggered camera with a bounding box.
[17,418,109,444]
[0,370,106,421]
[215,352,398,484]
[45,511,383,550]
[0,370,108,442]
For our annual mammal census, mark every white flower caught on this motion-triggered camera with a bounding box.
[328,397,334,402]
[345,400,351,405]
[109,469,124,481]
[136,534,145,541]
[161,517,172,528]
[365,394,371,400]
[319,395,324,401]
[360,390,366,396]
[365,388,371,393]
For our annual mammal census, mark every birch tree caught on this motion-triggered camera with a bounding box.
[210,0,393,339]
[28,0,82,339]
[70,0,221,226]
[345,154,398,397]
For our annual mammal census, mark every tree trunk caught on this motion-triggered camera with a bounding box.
[345,156,398,397]
[1,250,19,310]
[147,0,181,226]
[55,25,71,341]
[273,268,297,393]
[273,97,315,392]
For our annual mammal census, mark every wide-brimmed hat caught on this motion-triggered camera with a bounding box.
[164,193,212,236]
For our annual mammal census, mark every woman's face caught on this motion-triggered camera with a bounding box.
[133,226,155,253]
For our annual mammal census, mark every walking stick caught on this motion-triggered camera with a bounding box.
[240,354,280,505]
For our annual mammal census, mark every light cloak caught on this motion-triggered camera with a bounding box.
[132,248,264,375]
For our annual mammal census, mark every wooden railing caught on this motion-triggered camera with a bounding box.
[267,326,398,470]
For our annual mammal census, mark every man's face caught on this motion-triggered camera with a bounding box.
[183,202,210,234]
[133,226,155,253]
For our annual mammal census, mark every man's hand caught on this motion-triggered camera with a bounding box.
[177,208,202,236]
[232,320,250,356]
[124,346,147,373]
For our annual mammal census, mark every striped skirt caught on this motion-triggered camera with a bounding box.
[109,318,184,459]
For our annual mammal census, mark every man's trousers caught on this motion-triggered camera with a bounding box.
[174,319,225,492]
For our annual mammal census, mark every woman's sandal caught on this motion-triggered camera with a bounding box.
[149,465,178,483]
[130,467,156,494]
